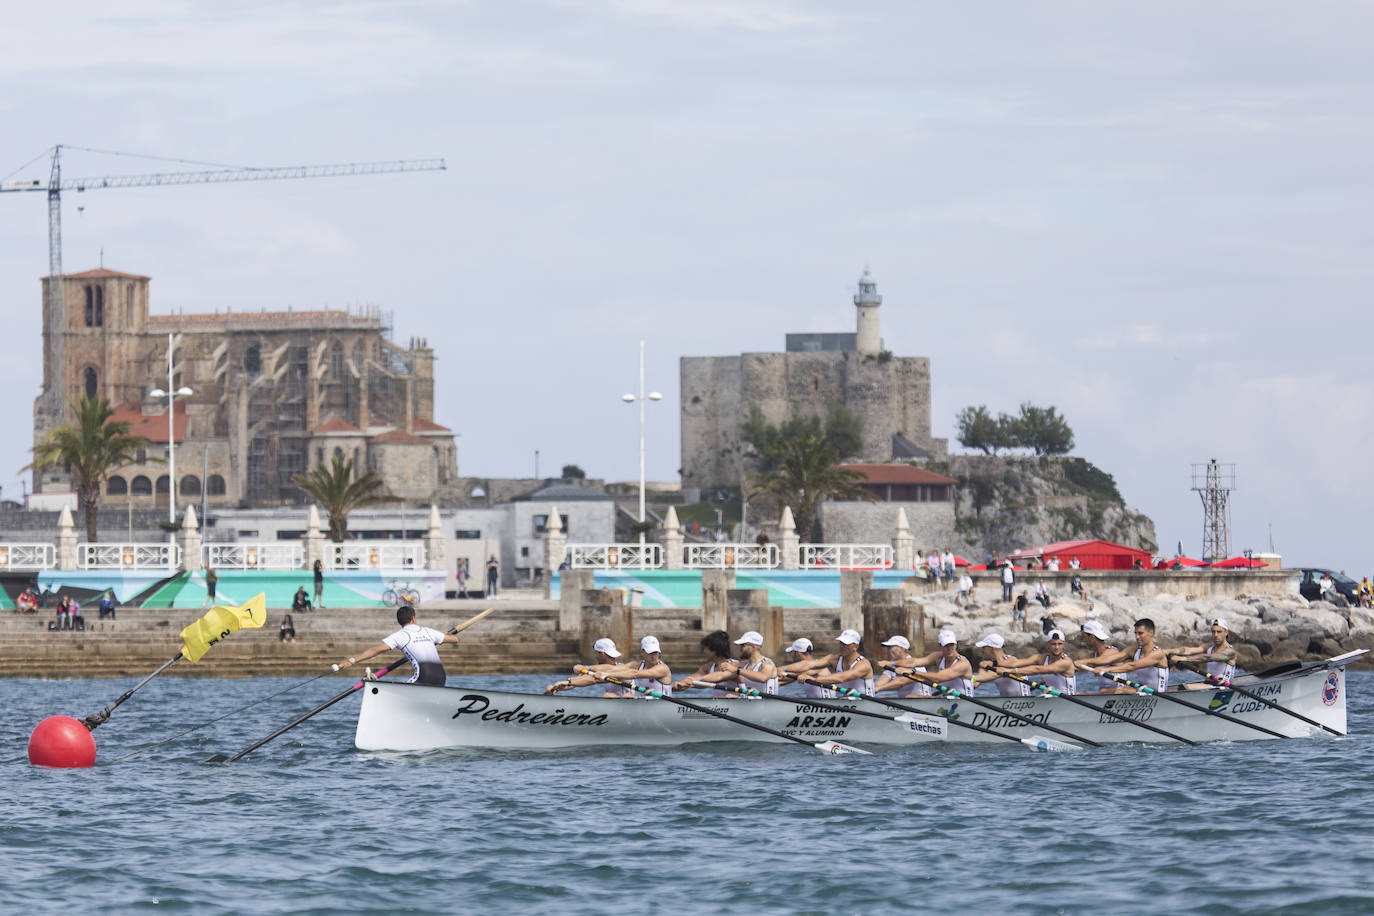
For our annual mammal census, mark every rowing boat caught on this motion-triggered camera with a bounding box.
[353,654,1352,752]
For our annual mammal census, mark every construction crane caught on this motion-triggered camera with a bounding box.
[0,144,446,424]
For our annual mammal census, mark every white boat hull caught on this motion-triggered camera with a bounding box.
[354,662,1349,751]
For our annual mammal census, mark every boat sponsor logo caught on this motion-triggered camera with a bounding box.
[903,714,947,737]
[1323,672,1340,707]
[1210,681,1282,715]
[1100,696,1155,723]
[450,694,609,727]
[936,702,960,721]
[970,699,1051,731]
[784,712,855,732]
[1208,690,1234,711]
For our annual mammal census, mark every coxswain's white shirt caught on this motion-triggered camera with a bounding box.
[382,624,446,668]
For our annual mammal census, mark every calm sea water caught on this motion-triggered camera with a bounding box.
[3,671,1372,915]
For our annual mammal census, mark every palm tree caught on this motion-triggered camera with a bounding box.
[292,453,386,541]
[28,397,153,543]
[746,415,874,542]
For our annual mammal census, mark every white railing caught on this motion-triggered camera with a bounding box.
[0,544,56,570]
[800,543,893,570]
[685,543,778,569]
[203,543,303,571]
[331,542,423,570]
[567,544,663,570]
[79,543,180,570]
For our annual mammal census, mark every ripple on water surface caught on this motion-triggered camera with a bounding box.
[2,672,1373,914]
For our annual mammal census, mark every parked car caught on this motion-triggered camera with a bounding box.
[1296,568,1358,605]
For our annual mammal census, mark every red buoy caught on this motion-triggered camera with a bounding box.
[28,715,97,768]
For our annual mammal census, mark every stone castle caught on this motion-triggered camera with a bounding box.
[33,268,457,509]
[680,269,948,493]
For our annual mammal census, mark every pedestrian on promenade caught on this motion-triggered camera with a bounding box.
[1001,561,1016,603]
[313,559,326,609]
[486,554,500,598]
[203,566,218,608]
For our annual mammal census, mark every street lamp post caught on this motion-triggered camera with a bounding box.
[621,340,661,547]
[149,332,193,573]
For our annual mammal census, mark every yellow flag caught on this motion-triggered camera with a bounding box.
[179,592,268,662]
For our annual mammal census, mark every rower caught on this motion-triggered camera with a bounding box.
[546,637,627,696]
[712,631,779,695]
[670,630,736,696]
[993,628,1077,694]
[1168,618,1238,690]
[1076,620,1124,693]
[336,605,458,686]
[872,635,931,697]
[577,634,674,697]
[1082,617,1170,694]
[972,633,1031,696]
[793,629,875,696]
[888,629,974,694]
[777,637,833,698]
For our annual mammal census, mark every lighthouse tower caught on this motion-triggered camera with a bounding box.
[854,267,882,354]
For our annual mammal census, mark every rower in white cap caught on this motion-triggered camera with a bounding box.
[1168,618,1238,689]
[717,631,779,695]
[1077,620,1122,693]
[792,629,875,697]
[872,635,931,697]
[990,629,1078,695]
[578,634,673,697]
[972,633,1031,696]
[888,629,974,695]
[1078,618,1170,694]
[547,637,631,696]
[777,638,834,698]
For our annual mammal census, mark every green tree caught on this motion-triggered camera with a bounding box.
[292,453,387,542]
[1015,402,1075,455]
[561,464,586,480]
[27,397,153,543]
[740,408,875,541]
[956,405,1000,454]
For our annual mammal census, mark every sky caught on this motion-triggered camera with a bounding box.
[1,1,1371,573]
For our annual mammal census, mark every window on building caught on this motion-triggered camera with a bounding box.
[520,546,530,558]
[244,345,261,376]
[532,514,567,535]
[107,476,127,496]
[237,530,260,538]
[333,446,344,460]
[180,475,201,496]
[131,476,152,495]
[94,286,103,326]
[136,448,147,464]
[84,367,98,400]
[126,284,133,322]
[330,341,345,380]
[316,448,323,463]
[453,529,481,539]
[155,475,170,494]
[208,474,226,496]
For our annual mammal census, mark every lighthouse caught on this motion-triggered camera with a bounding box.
[854,267,882,354]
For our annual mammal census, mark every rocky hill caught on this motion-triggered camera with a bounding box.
[925,455,1157,559]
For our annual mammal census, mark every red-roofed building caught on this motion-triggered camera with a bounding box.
[1006,539,1152,571]
[33,266,457,508]
[835,463,958,503]
[817,462,959,547]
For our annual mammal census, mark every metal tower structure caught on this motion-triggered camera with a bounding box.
[1,145,446,424]
[1191,459,1236,562]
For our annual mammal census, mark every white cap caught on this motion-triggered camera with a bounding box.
[1047,629,1065,641]
[592,638,621,658]
[640,635,661,654]
[975,633,1005,649]
[1211,617,1230,631]
[880,635,911,650]
[837,629,862,645]
[1082,621,1110,641]
[734,630,764,646]
[785,637,813,653]
[938,629,958,646]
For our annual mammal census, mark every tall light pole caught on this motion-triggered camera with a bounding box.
[149,332,192,573]
[621,340,661,546]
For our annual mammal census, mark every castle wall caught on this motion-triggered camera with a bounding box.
[817,501,957,553]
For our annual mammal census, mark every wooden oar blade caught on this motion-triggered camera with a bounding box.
[814,740,872,756]
[1020,735,1082,753]
[205,753,229,763]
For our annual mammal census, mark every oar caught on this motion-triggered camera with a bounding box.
[82,651,183,731]
[1092,669,1288,739]
[691,681,927,725]
[883,667,1102,748]
[996,669,1198,746]
[1196,671,1344,737]
[598,674,871,756]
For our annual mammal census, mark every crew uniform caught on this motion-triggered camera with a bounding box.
[1132,646,1170,693]
[1206,644,1236,683]
[382,623,451,686]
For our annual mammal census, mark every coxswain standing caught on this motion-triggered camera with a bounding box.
[337,605,458,686]
[671,630,736,696]
[992,628,1077,695]
[872,635,931,697]
[1079,617,1170,694]
[793,629,875,697]
[776,638,833,699]
[1168,618,1238,690]
[546,637,627,696]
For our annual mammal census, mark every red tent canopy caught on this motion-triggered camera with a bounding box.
[1006,539,1153,571]
[1155,556,1208,569]
[1210,556,1268,569]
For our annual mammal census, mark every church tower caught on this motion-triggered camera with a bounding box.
[854,267,882,354]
